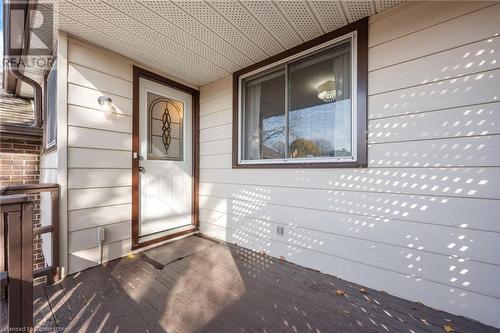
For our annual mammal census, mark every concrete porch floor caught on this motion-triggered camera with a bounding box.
[4,235,498,332]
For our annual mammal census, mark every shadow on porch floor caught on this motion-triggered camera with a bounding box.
[7,235,499,332]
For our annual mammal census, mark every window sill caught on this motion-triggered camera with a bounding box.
[232,160,367,169]
[42,144,57,154]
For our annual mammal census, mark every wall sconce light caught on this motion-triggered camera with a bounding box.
[317,80,337,102]
[97,96,113,113]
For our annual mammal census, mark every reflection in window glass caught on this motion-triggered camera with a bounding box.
[147,92,183,160]
[242,68,285,160]
[288,41,352,158]
[240,39,354,162]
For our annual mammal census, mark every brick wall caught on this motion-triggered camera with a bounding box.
[0,133,46,280]
[0,134,40,184]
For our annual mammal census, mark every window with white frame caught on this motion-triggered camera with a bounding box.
[234,22,367,168]
[44,60,57,150]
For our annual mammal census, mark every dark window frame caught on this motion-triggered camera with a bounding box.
[232,18,368,169]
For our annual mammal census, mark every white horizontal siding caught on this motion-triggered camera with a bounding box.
[368,135,500,167]
[368,103,500,143]
[200,154,232,169]
[68,148,131,168]
[68,204,131,232]
[198,3,500,327]
[199,136,500,168]
[199,107,232,129]
[68,126,132,151]
[199,75,231,104]
[199,95,232,116]
[68,169,131,189]
[200,139,232,156]
[369,37,500,95]
[68,63,132,98]
[68,187,131,211]
[68,83,132,116]
[198,202,500,264]
[68,40,132,81]
[200,124,232,142]
[199,182,499,232]
[369,4,500,70]
[68,221,130,253]
[68,105,132,134]
[66,38,135,274]
[368,2,493,46]
[68,239,131,274]
[368,68,500,119]
[200,167,500,200]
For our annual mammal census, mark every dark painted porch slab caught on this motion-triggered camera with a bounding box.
[2,235,498,332]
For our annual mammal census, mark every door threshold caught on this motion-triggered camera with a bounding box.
[133,224,197,250]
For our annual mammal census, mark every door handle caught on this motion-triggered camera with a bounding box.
[138,166,145,173]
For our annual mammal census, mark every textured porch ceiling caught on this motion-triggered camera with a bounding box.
[40,0,402,86]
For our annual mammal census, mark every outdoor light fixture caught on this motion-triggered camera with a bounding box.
[317,80,337,102]
[97,96,113,113]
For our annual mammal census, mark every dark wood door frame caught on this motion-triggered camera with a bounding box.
[131,66,200,250]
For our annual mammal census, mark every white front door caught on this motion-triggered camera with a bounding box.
[138,77,193,238]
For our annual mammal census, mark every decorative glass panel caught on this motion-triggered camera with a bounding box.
[147,92,183,160]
